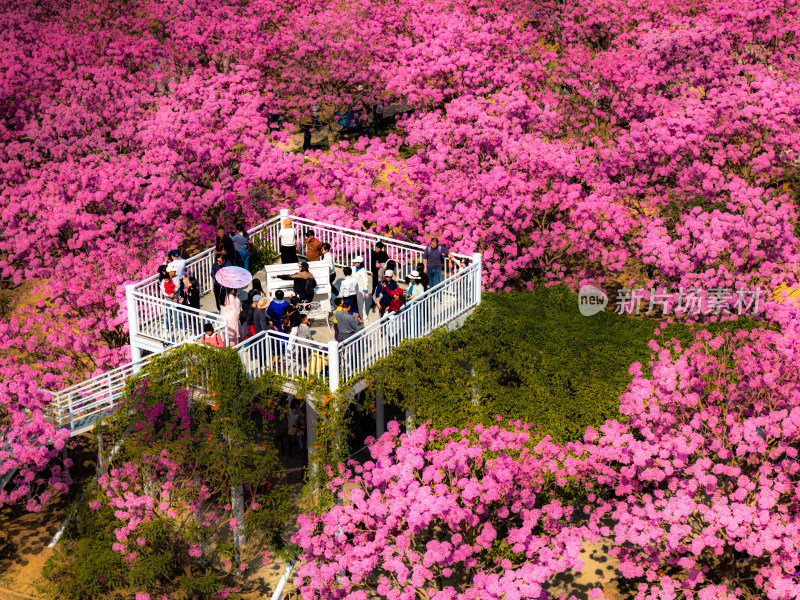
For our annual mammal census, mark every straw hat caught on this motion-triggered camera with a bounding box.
[257,297,270,310]
[282,218,292,228]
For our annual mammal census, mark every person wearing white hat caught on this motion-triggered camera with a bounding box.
[373,269,399,317]
[407,270,423,301]
[166,260,182,290]
[352,255,370,322]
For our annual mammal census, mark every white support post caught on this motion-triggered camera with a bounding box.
[306,399,318,481]
[376,388,385,439]
[279,208,290,219]
[472,252,483,307]
[126,284,143,364]
[405,407,416,431]
[97,431,104,475]
[327,340,340,394]
[231,482,245,551]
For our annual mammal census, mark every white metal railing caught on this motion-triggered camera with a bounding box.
[130,291,229,347]
[289,215,470,283]
[234,329,332,384]
[41,350,165,434]
[128,212,472,347]
[338,260,481,382]
[132,214,468,301]
[132,216,285,298]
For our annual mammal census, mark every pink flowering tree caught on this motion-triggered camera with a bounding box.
[0,365,71,511]
[292,420,599,600]
[77,347,293,597]
[2,0,800,519]
[581,324,800,600]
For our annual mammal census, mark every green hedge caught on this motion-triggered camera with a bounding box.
[367,285,765,441]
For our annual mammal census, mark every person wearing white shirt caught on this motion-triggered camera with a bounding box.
[353,256,370,322]
[279,218,298,263]
[339,266,360,316]
[321,243,336,285]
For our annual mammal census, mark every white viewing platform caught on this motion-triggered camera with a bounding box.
[42,210,483,437]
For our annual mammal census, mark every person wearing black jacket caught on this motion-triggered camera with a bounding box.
[178,275,201,310]
[272,262,317,303]
[211,255,231,311]
[370,241,389,295]
[214,226,236,263]
[239,294,257,340]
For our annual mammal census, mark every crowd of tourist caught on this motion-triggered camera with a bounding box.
[153,221,470,464]
[156,219,468,355]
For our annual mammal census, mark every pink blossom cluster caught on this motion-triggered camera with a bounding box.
[573,323,800,600]
[292,420,599,600]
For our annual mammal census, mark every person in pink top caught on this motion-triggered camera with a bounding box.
[219,287,241,345]
[199,323,225,348]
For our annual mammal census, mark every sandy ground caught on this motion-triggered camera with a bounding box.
[545,539,624,600]
[0,434,97,598]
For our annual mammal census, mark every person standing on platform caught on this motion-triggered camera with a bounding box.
[304,231,324,262]
[353,256,370,322]
[215,226,236,264]
[339,267,359,315]
[373,269,399,317]
[165,250,185,288]
[335,300,362,343]
[219,287,241,345]
[231,224,250,270]
[279,218,298,264]
[253,296,271,334]
[320,243,336,289]
[267,290,290,333]
[422,237,450,289]
[370,241,389,304]
[211,255,231,311]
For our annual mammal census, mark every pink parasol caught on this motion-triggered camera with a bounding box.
[214,266,253,289]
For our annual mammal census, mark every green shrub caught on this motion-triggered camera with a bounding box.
[367,285,765,441]
[249,244,279,275]
[42,501,127,600]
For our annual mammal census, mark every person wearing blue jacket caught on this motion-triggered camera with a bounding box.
[267,290,290,333]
